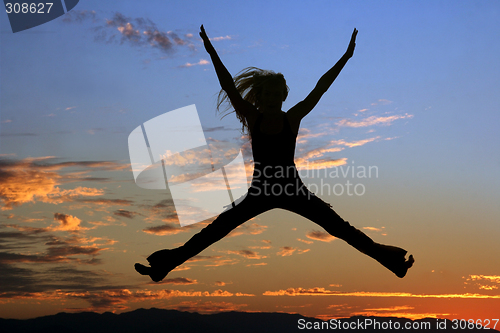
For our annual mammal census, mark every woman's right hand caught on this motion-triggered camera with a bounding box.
[200,24,216,54]
[199,24,209,42]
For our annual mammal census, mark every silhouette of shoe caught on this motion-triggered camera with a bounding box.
[373,244,414,278]
[134,249,182,282]
[134,263,169,282]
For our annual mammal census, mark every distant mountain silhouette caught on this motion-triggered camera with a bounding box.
[1,308,498,333]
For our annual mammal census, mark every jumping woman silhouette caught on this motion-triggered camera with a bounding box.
[135,25,414,282]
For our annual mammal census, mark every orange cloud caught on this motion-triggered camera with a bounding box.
[52,213,87,232]
[362,227,384,232]
[331,137,380,148]
[294,136,381,171]
[1,288,253,312]
[228,223,267,237]
[306,230,336,242]
[277,247,296,256]
[296,158,348,170]
[464,274,500,290]
[246,262,267,267]
[0,157,125,210]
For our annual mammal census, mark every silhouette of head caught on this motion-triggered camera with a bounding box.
[217,67,290,133]
[252,71,289,109]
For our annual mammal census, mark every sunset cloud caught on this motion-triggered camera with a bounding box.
[168,300,248,314]
[0,157,124,210]
[277,246,296,256]
[306,230,336,242]
[0,223,115,277]
[52,213,86,232]
[113,209,139,219]
[228,223,267,237]
[142,223,190,236]
[362,227,383,232]
[226,250,266,259]
[464,274,500,290]
[294,135,381,170]
[263,287,500,299]
[147,277,197,285]
[186,255,239,268]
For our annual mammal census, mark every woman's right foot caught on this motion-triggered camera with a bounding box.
[134,263,170,282]
[134,249,182,282]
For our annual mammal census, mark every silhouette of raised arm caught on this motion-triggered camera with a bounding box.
[288,28,358,121]
[200,25,255,116]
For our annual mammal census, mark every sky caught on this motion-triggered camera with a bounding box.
[1,0,499,322]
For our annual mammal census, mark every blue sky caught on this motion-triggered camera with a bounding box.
[0,0,499,320]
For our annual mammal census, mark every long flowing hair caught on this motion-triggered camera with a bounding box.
[217,67,289,134]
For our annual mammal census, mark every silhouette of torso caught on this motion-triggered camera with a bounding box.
[250,112,297,167]
[248,112,302,194]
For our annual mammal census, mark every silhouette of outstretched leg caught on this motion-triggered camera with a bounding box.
[338,227,414,278]
[284,190,414,278]
[135,192,272,282]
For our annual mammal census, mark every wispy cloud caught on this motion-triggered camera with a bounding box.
[178,59,210,68]
[277,246,296,256]
[113,209,139,219]
[263,287,500,299]
[0,224,112,266]
[62,11,196,57]
[370,99,393,106]
[0,288,253,312]
[226,250,266,259]
[294,136,381,170]
[187,255,239,268]
[210,35,233,41]
[336,114,413,128]
[142,223,193,236]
